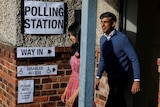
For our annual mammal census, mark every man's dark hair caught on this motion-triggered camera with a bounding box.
[100,12,117,22]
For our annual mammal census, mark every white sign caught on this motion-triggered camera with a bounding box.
[18,80,34,104]
[24,1,64,34]
[17,65,57,77]
[17,47,55,58]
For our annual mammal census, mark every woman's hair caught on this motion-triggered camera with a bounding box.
[68,22,81,58]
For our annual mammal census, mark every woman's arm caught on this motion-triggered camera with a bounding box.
[66,87,79,107]
[61,86,68,103]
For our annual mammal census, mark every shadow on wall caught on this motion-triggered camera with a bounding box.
[126,30,137,47]
[104,0,119,11]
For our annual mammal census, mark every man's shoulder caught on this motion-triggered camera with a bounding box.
[100,35,106,39]
[114,31,127,39]
[99,34,106,41]
[116,30,126,36]
[99,35,106,45]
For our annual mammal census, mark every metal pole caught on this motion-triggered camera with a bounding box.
[79,0,97,107]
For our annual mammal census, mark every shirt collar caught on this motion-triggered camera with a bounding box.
[103,29,116,40]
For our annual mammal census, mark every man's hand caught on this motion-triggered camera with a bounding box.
[131,81,140,94]
[94,78,100,90]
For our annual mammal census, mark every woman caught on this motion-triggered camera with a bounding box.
[61,22,81,107]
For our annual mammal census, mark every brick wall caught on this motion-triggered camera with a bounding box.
[94,47,109,107]
[0,43,17,107]
[0,42,109,107]
[0,42,73,107]
[157,58,160,107]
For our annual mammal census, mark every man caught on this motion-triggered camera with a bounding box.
[94,12,140,107]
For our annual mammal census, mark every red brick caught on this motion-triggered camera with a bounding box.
[34,79,41,84]
[33,96,48,103]
[35,85,42,90]
[99,94,107,101]
[10,89,17,98]
[57,70,65,76]
[58,63,71,69]
[99,100,105,107]
[42,78,57,83]
[42,90,56,96]
[50,95,61,101]
[60,83,67,88]
[10,53,16,59]
[61,53,70,58]
[52,83,59,88]
[43,84,51,89]
[95,98,100,105]
[10,64,16,72]
[56,88,65,94]
[17,103,40,107]
[55,47,71,53]
[8,70,16,77]
[58,76,69,82]
[8,102,16,107]
[34,91,40,96]
[41,102,56,107]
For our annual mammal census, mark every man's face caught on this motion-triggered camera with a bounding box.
[101,17,115,35]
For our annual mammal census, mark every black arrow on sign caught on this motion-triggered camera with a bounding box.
[52,68,56,72]
[48,49,52,54]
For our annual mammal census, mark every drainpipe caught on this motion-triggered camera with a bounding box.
[79,0,97,107]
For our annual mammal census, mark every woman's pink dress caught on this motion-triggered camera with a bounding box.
[65,52,80,107]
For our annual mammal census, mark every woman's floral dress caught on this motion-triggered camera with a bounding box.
[65,52,80,107]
